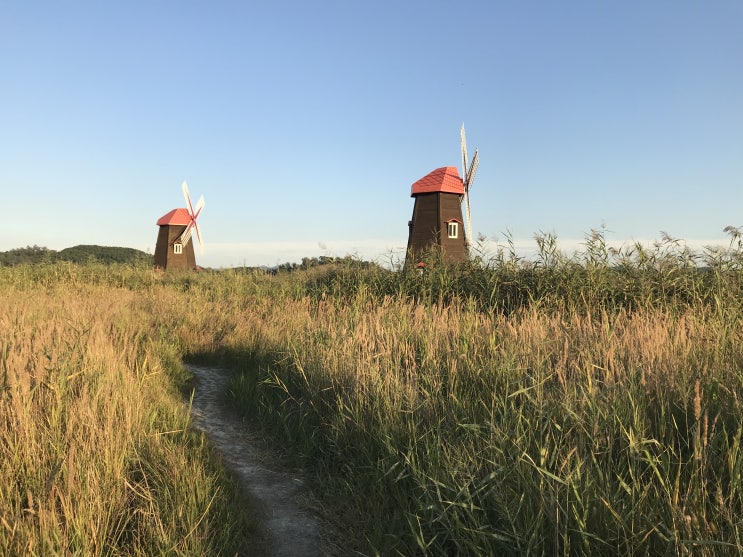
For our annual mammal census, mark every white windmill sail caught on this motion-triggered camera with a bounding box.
[180,181,205,254]
[460,124,479,248]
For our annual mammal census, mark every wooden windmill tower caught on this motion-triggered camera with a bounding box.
[154,181,205,271]
[406,124,479,266]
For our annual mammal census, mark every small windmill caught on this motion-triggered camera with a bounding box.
[405,124,479,265]
[153,181,205,271]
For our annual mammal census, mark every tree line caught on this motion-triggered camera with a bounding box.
[0,245,151,266]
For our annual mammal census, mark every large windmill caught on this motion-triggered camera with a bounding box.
[153,181,205,271]
[405,124,479,265]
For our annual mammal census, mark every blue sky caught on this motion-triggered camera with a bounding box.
[1,1,741,267]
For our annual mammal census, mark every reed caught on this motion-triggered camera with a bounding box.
[187,233,743,555]
[3,230,743,555]
[0,269,257,556]
[218,296,743,554]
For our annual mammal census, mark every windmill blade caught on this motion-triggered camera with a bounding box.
[180,224,193,247]
[182,181,195,216]
[192,221,204,254]
[192,195,205,220]
[465,148,479,190]
[460,124,468,180]
[464,190,473,247]
[191,195,204,254]
[181,182,204,251]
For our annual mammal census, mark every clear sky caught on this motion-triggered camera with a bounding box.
[2,1,741,268]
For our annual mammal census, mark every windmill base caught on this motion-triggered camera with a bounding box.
[154,225,197,271]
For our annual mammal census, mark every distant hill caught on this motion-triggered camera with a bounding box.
[0,245,152,266]
[56,245,151,265]
[0,245,54,265]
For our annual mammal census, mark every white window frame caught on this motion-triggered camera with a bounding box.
[173,242,183,255]
[447,222,459,239]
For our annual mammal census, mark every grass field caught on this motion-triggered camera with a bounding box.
[0,265,259,556]
[2,231,743,555]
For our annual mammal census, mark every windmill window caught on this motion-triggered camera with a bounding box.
[447,222,459,239]
[173,242,183,255]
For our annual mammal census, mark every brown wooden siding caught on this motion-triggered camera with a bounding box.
[406,191,467,265]
[438,192,467,263]
[154,225,196,271]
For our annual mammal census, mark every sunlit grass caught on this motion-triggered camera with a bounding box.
[219,295,743,554]
[198,231,743,555]
[3,229,743,555]
[0,270,257,556]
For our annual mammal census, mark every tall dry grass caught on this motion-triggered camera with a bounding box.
[0,266,257,556]
[164,236,743,555]
[205,292,743,554]
[3,235,743,555]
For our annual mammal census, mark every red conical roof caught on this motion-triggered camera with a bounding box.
[157,208,191,226]
[411,166,464,196]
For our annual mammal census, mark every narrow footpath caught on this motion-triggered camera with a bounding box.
[186,364,345,557]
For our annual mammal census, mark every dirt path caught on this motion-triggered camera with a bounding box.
[185,364,345,557]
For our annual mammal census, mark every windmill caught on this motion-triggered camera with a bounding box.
[405,124,479,266]
[153,181,205,271]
